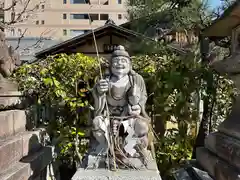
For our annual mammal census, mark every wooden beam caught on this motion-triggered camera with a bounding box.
[67,31,107,49]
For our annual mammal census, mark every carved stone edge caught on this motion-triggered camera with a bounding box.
[196,147,240,180]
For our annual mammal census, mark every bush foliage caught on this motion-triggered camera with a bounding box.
[13,51,237,178]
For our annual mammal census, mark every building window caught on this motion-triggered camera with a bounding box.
[36,5,39,9]
[18,29,22,36]
[63,29,67,36]
[117,0,122,4]
[41,4,45,9]
[11,29,15,36]
[103,0,109,5]
[118,14,122,19]
[36,20,39,25]
[70,14,88,19]
[41,20,45,24]
[89,14,98,21]
[70,0,88,4]
[100,14,109,20]
[63,0,67,4]
[63,13,67,19]
[70,29,87,37]
[0,14,4,22]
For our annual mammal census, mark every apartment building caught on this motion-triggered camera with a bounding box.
[4,0,128,39]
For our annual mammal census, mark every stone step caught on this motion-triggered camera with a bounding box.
[0,110,26,140]
[0,146,53,180]
[196,147,240,180]
[205,132,240,171]
[0,130,43,174]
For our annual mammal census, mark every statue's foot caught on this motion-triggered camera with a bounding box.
[86,154,107,169]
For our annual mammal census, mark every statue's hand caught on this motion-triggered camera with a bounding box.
[129,105,141,116]
[97,79,109,94]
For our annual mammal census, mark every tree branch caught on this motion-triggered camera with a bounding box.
[4,0,45,25]
[15,28,28,50]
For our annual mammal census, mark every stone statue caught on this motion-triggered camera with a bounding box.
[85,45,154,170]
[0,30,20,92]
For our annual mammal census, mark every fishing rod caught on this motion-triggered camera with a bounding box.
[84,0,117,171]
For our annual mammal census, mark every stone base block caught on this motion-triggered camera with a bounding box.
[0,91,22,107]
[217,106,240,140]
[84,151,158,170]
[0,146,57,180]
[0,110,26,140]
[0,130,43,173]
[196,147,240,180]
[205,132,240,171]
[72,168,162,180]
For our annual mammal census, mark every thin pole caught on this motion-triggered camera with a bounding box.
[84,0,117,171]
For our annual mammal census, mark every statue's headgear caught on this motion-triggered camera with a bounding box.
[111,45,130,59]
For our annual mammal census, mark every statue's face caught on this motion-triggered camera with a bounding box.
[111,56,131,77]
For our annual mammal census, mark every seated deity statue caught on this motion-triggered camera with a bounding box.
[88,45,153,170]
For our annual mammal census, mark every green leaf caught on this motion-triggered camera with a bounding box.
[43,78,53,86]
[77,131,85,136]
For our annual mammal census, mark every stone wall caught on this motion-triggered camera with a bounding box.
[0,29,59,180]
[0,92,60,180]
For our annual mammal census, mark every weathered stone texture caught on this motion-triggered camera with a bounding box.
[0,162,30,180]
[0,146,54,180]
[0,131,42,173]
[72,168,162,180]
[196,147,240,180]
[205,132,240,171]
[173,167,213,180]
[0,91,21,107]
[0,110,26,140]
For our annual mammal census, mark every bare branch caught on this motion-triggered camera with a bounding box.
[3,0,45,26]
[21,28,53,51]
[15,28,27,50]
[1,0,17,11]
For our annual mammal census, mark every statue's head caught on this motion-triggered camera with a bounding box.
[110,45,131,77]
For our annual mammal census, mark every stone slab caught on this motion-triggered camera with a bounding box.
[0,160,30,180]
[191,167,213,180]
[72,168,162,180]
[0,146,54,180]
[217,97,240,140]
[196,147,240,180]
[0,91,22,107]
[0,110,26,140]
[205,132,240,171]
[84,151,158,170]
[173,168,192,180]
[173,167,213,180]
[0,130,43,173]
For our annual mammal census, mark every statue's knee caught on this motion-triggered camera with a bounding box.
[92,117,105,141]
[92,116,103,130]
[134,119,149,137]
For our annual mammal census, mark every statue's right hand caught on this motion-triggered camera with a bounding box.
[97,79,109,94]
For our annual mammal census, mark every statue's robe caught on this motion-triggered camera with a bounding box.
[92,70,148,118]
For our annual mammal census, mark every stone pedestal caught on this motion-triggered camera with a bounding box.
[194,54,240,179]
[72,168,161,180]
[72,151,162,180]
[194,97,240,179]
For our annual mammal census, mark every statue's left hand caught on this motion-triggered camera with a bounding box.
[129,105,141,116]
